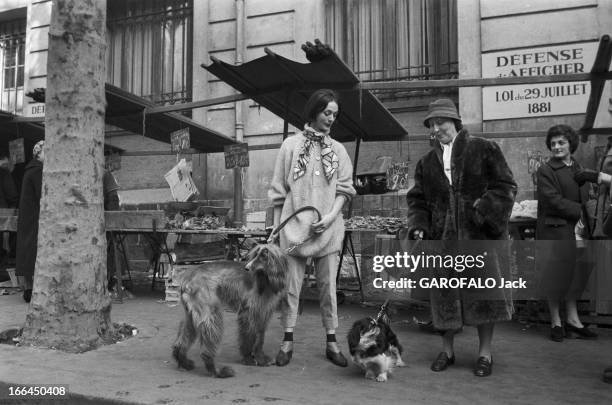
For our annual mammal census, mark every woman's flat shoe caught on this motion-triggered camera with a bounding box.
[325,348,348,367]
[275,349,292,367]
[431,352,455,372]
[23,289,32,303]
[565,323,598,339]
[550,326,564,342]
[474,356,493,377]
[603,366,612,384]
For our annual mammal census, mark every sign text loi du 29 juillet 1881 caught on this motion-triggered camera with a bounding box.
[482,42,597,120]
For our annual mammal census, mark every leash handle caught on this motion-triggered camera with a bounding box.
[270,205,322,240]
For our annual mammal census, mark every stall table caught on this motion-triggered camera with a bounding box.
[106,227,269,301]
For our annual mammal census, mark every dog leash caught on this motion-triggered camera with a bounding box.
[369,298,390,325]
[269,206,322,253]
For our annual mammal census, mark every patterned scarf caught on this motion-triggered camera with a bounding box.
[293,125,339,182]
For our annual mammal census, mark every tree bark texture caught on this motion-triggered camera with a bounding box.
[21,0,111,352]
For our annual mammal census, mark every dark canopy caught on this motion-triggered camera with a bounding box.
[0,109,123,155]
[105,84,236,152]
[203,49,407,143]
[1,85,237,154]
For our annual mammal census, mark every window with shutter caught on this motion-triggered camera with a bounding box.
[0,18,26,115]
[325,0,458,84]
[106,0,193,107]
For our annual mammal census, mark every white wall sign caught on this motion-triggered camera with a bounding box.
[25,102,45,117]
[482,42,598,120]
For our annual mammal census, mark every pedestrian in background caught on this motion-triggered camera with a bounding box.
[0,151,18,262]
[536,124,600,342]
[15,141,44,303]
[104,169,121,292]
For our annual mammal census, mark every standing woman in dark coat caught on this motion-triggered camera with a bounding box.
[536,125,598,341]
[406,99,517,377]
[16,140,44,303]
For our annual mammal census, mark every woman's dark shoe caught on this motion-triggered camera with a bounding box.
[23,289,32,303]
[565,323,598,339]
[603,366,612,384]
[430,352,455,372]
[325,348,348,367]
[474,356,493,377]
[550,325,564,342]
[275,349,293,367]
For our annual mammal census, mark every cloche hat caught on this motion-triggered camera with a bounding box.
[424,98,461,128]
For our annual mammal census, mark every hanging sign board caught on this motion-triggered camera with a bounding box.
[482,42,598,120]
[170,128,190,153]
[164,158,199,202]
[224,143,249,169]
[9,138,25,164]
[386,162,410,191]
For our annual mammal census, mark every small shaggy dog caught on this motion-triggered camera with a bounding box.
[172,243,288,378]
[347,302,405,382]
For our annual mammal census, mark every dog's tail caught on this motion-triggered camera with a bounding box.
[180,279,220,334]
[178,273,234,378]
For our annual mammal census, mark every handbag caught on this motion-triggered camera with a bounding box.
[591,184,612,238]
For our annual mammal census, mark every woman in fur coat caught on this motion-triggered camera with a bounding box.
[406,99,517,377]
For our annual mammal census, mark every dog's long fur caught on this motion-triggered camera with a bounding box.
[347,308,405,382]
[172,243,288,378]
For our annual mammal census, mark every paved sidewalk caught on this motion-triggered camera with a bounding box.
[1,290,612,405]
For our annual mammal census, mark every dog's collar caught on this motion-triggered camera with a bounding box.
[368,317,377,327]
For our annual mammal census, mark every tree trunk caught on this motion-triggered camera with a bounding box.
[21,0,111,352]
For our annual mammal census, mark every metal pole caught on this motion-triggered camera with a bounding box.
[233,0,245,228]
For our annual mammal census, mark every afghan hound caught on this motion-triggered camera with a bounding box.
[172,243,288,378]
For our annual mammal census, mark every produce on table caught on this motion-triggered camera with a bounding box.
[344,216,407,233]
[165,213,225,230]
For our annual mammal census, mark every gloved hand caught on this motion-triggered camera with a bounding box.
[574,168,599,185]
[411,229,426,240]
[473,198,486,226]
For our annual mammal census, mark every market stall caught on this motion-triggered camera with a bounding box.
[1,84,254,300]
[203,46,409,301]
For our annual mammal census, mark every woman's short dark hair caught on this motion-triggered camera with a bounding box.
[303,89,340,123]
[546,124,579,154]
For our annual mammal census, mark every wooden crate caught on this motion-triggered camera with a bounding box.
[105,210,166,230]
[173,240,226,263]
[246,211,266,230]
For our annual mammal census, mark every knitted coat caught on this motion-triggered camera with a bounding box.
[406,129,517,329]
[269,133,356,258]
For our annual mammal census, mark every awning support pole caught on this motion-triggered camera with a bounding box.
[283,90,290,140]
[348,137,361,218]
[581,35,612,141]
[233,0,245,228]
